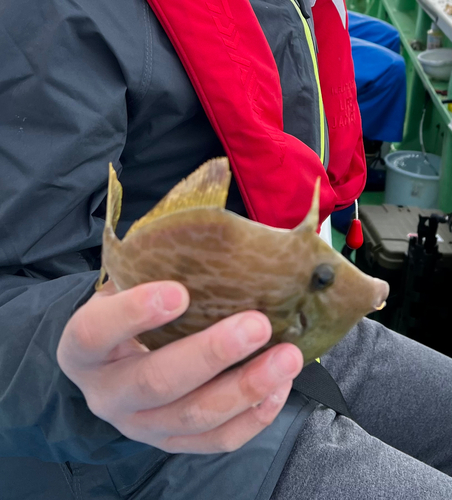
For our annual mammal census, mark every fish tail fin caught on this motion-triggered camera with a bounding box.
[96,163,123,291]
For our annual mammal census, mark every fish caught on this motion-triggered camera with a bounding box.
[97,158,389,365]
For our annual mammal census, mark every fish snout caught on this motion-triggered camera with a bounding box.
[371,278,390,312]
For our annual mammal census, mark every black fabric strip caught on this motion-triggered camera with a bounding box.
[292,361,353,419]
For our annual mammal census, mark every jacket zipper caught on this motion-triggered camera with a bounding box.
[288,0,326,165]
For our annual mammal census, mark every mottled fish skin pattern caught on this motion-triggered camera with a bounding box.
[103,203,389,365]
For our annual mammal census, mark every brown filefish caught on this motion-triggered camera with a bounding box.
[97,158,389,365]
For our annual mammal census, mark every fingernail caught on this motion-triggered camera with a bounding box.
[272,348,301,378]
[235,314,270,347]
[157,284,185,312]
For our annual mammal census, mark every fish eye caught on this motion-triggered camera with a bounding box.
[311,264,335,291]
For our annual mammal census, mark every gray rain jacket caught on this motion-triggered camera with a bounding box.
[0,0,328,498]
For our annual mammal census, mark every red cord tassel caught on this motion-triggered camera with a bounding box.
[346,219,364,249]
[345,200,364,250]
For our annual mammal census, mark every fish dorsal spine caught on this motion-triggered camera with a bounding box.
[294,177,320,233]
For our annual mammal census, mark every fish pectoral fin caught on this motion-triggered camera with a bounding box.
[95,267,108,291]
[294,177,320,233]
[125,157,231,237]
[106,162,123,235]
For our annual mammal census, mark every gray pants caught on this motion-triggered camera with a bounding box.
[272,318,452,499]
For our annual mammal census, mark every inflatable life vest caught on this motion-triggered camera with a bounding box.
[144,0,366,229]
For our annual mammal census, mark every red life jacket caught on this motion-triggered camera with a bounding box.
[145,0,365,228]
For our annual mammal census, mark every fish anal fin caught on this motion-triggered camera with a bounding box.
[125,157,231,238]
[294,177,320,233]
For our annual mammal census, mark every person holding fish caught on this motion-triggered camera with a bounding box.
[1,0,452,499]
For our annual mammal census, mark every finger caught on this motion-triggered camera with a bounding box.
[62,281,189,365]
[157,380,293,454]
[128,343,303,435]
[105,310,276,410]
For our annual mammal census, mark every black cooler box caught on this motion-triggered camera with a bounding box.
[355,204,452,356]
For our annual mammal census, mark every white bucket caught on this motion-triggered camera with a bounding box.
[384,151,441,208]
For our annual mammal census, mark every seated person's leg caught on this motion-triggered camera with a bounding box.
[348,11,401,53]
[323,319,452,477]
[271,319,452,499]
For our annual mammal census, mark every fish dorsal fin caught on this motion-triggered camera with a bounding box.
[294,177,321,232]
[125,157,231,238]
[96,163,123,290]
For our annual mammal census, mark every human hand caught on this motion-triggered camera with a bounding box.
[57,281,303,454]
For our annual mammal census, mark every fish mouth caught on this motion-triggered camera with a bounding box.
[371,278,390,312]
[374,301,386,311]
